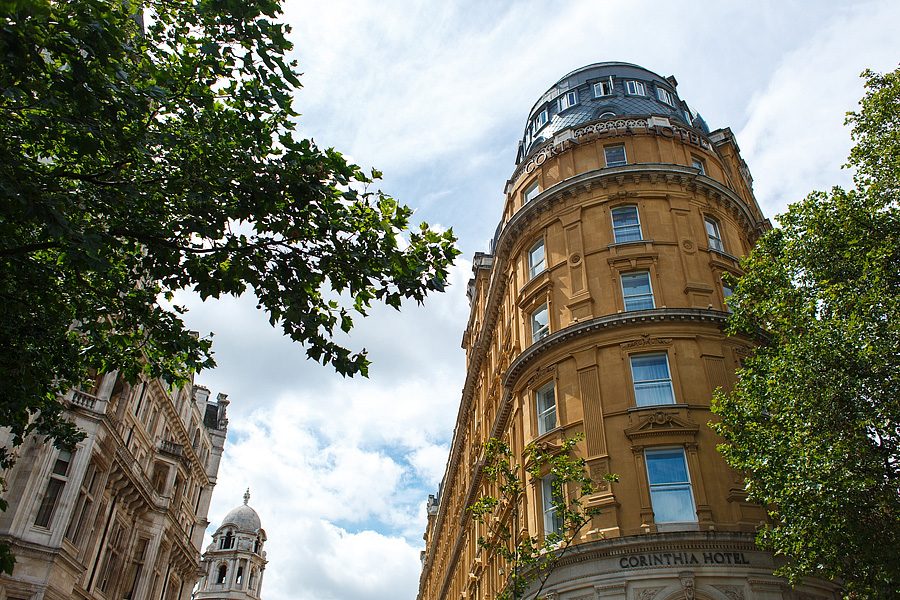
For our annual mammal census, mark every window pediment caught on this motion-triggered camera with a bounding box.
[625,409,699,444]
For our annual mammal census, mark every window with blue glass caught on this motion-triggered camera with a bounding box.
[528,238,545,280]
[531,303,549,342]
[541,476,564,535]
[535,382,556,435]
[558,90,578,111]
[630,352,675,406]
[621,271,654,311]
[533,109,548,132]
[611,205,641,243]
[645,448,696,523]
[604,144,627,167]
[625,80,645,96]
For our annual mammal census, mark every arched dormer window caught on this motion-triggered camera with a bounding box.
[221,530,234,549]
[216,564,227,585]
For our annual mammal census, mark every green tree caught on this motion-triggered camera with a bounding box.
[712,67,900,597]
[468,435,617,600]
[0,0,457,572]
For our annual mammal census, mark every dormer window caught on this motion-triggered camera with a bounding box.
[625,80,645,96]
[593,77,614,97]
[532,109,548,132]
[657,87,676,106]
[558,90,578,111]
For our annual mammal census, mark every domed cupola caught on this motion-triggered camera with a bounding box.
[196,490,268,600]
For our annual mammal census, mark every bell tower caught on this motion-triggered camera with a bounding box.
[196,489,268,600]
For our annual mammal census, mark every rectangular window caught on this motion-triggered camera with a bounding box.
[645,448,696,523]
[66,459,100,544]
[657,87,676,106]
[611,205,642,242]
[533,109,548,132]
[722,281,734,313]
[630,353,676,406]
[604,144,627,167]
[523,180,541,204]
[528,239,545,280]
[34,450,73,528]
[705,217,724,252]
[593,77,613,97]
[531,303,549,342]
[541,476,564,535]
[535,382,556,435]
[558,90,578,111]
[625,80,645,96]
[621,271,654,311]
[691,156,706,175]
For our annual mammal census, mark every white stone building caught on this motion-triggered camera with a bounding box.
[195,490,267,600]
[0,372,228,600]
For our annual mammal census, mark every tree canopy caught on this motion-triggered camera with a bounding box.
[712,67,900,597]
[0,0,457,463]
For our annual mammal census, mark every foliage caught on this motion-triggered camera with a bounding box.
[468,435,617,600]
[0,0,457,573]
[712,67,900,597]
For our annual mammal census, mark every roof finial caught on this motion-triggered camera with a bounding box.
[243,488,250,505]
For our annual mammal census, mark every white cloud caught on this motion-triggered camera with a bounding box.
[737,0,900,218]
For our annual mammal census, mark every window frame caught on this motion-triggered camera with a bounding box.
[534,381,557,436]
[625,80,646,96]
[610,205,642,243]
[656,86,676,106]
[644,447,697,524]
[621,271,655,311]
[527,238,546,280]
[691,156,706,175]
[541,476,564,536]
[34,449,73,528]
[630,352,676,407]
[593,77,614,97]
[523,180,541,204]
[558,89,578,111]
[704,216,724,252]
[533,109,548,132]
[530,303,549,343]
[604,144,627,167]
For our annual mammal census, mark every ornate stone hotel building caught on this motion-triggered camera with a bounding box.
[0,373,228,600]
[418,63,840,600]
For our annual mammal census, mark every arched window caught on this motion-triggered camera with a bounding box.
[236,566,243,585]
[248,568,257,590]
[216,564,227,585]
[221,530,234,549]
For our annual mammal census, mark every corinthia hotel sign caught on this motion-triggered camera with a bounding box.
[618,551,751,569]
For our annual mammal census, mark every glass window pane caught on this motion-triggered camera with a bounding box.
[536,383,556,435]
[612,206,641,242]
[528,240,545,279]
[649,486,695,522]
[621,272,654,311]
[631,353,675,406]
[605,145,627,167]
[532,305,549,341]
[646,449,689,483]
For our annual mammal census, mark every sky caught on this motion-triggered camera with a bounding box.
[177,2,899,598]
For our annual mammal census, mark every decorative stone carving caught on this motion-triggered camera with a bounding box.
[679,572,695,600]
[712,585,746,600]
[621,334,673,349]
[636,587,665,600]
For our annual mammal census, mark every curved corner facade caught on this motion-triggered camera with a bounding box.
[418,63,840,600]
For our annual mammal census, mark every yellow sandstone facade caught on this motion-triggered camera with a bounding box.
[418,63,839,600]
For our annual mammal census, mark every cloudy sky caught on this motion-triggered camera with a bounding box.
[178,1,898,598]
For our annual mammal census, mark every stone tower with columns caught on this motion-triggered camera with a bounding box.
[195,490,267,600]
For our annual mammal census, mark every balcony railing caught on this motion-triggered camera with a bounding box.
[70,389,99,410]
[158,439,184,457]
